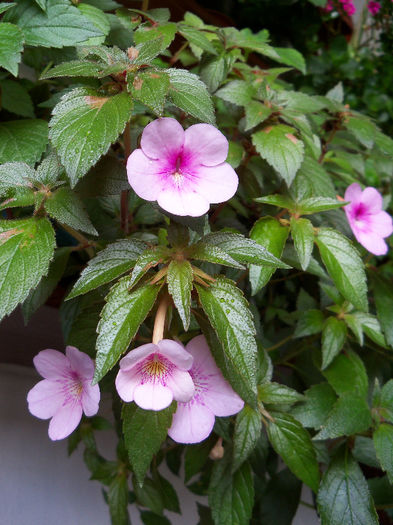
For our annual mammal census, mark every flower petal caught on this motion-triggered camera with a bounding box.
[344,183,362,205]
[203,376,244,417]
[356,230,389,256]
[81,382,100,416]
[165,369,195,402]
[157,186,210,217]
[141,117,184,160]
[127,149,166,201]
[115,368,141,402]
[27,379,64,419]
[66,346,94,379]
[185,334,217,370]
[133,382,173,411]
[183,124,229,167]
[119,343,158,371]
[168,403,215,444]
[33,349,69,379]
[157,339,193,370]
[48,402,83,441]
[360,187,383,214]
[193,163,239,204]
[369,211,393,237]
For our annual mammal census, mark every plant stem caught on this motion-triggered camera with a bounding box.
[265,334,293,353]
[60,223,95,258]
[121,122,131,235]
[152,293,170,344]
[141,0,149,12]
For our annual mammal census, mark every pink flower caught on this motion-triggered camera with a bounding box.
[324,0,334,12]
[115,339,195,411]
[168,335,244,444]
[27,346,100,441]
[344,183,393,255]
[126,117,238,217]
[367,0,381,14]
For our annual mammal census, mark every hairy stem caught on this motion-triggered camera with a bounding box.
[152,293,170,344]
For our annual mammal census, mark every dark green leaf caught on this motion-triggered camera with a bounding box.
[258,382,303,405]
[199,54,228,92]
[321,317,347,370]
[378,379,393,424]
[0,120,48,165]
[108,474,131,525]
[267,412,320,492]
[244,101,272,131]
[233,405,262,472]
[190,242,244,269]
[40,60,104,79]
[34,153,63,186]
[294,309,324,337]
[75,155,129,197]
[317,448,378,525]
[133,476,164,516]
[316,228,368,312]
[298,197,345,214]
[371,273,393,348]
[129,70,169,116]
[292,383,337,430]
[184,438,215,483]
[94,280,160,381]
[0,22,24,76]
[346,116,376,148]
[273,47,306,73]
[167,259,193,331]
[0,217,55,321]
[215,80,256,106]
[352,436,379,468]
[178,24,218,55]
[0,79,34,118]
[68,239,146,299]
[129,246,169,289]
[290,217,314,271]
[45,187,97,235]
[259,469,302,525]
[373,424,393,484]
[122,403,175,486]
[0,162,35,195]
[322,350,368,397]
[0,3,16,15]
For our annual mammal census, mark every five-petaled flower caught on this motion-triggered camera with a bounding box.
[126,117,239,217]
[344,183,393,256]
[27,346,100,441]
[168,335,244,444]
[115,339,195,411]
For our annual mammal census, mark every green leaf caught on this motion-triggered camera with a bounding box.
[267,412,320,492]
[215,80,256,106]
[167,68,215,125]
[375,130,393,156]
[373,424,393,484]
[140,511,170,525]
[4,0,103,48]
[254,194,296,209]
[294,309,324,337]
[167,259,193,331]
[129,246,169,289]
[77,3,110,45]
[199,55,228,92]
[353,436,380,468]
[316,228,368,312]
[209,453,254,525]
[322,350,368,398]
[273,47,306,73]
[315,391,372,439]
[45,187,97,235]
[22,247,70,322]
[178,24,218,55]
[50,88,132,186]
[317,448,379,525]
[292,156,336,199]
[133,21,176,49]
[378,379,393,424]
[0,120,48,165]
[292,383,337,430]
[129,70,169,116]
[0,23,24,76]
[190,243,244,269]
[297,197,344,215]
[0,217,55,321]
[226,141,243,169]
[0,162,35,195]
[249,217,289,295]
[321,317,347,369]
[258,469,302,525]
[0,3,16,15]
[371,273,393,348]
[40,60,104,79]
[133,476,164,516]
[290,217,314,271]
[258,382,303,406]
[233,405,262,472]
[108,474,131,525]
[196,276,258,407]
[346,116,376,149]
[0,79,34,118]
[75,154,129,197]
[34,152,63,187]
[68,239,146,299]
[122,403,175,486]
[94,280,160,381]
[184,439,215,483]
[244,101,272,131]
[252,125,304,186]
[279,91,326,113]
[131,37,167,65]
[151,471,180,514]
[203,232,290,268]
[348,312,387,348]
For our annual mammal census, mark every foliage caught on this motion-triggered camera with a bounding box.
[1,2,393,524]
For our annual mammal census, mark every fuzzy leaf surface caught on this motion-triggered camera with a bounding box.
[0,120,48,165]
[167,260,193,331]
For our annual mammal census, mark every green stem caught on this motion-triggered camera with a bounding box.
[61,223,95,258]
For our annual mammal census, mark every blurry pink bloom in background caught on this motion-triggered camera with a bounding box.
[27,346,100,440]
[367,0,381,14]
[168,335,244,444]
[344,183,393,255]
[127,117,238,217]
[116,339,195,411]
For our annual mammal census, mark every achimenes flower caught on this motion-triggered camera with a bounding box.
[115,339,195,411]
[126,117,238,217]
[27,346,100,441]
[367,0,381,14]
[344,183,393,255]
[168,335,244,444]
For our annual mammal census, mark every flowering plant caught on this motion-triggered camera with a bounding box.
[1,2,393,524]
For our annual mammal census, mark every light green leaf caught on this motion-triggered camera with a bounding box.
[129,70,169,116]
[226,141,243,169]
[68,239,146,299]
[0,79,34,118]
[0,23,24,76]
[129,246,169,289]
[292,156,336,199]
[199,54,228,92]
[375,131,393,156]
[252,125,304,186]
[34,152,63,187]
[122,403,176,486]
[297,197,344,215]
[45,187,97,235]
[273,47,306,73]
[317,448,378,525]
[77,3,110,45]
[40,60,104,79]
[249,217,289,294]
[49,87,133,186]
[178,24,218,55]
[190,242,245,269]
[94,280,160,381]
[0,120,48,165]
[373,424,393,484]
[267,412,320,492]
[346,116,376,149]
[196,276,258,407]
[167,259,193,331]
[316,228,368,312]
[133,22,176,49]
[0,3,16,15]
[290,217,314,271]
[0,162,35,195]
[0,217,55,321]
[215,80,256,106]
[167,68,215,124]
[258,382,303,406]
[244,101,272,131]
[233,405,262,472]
